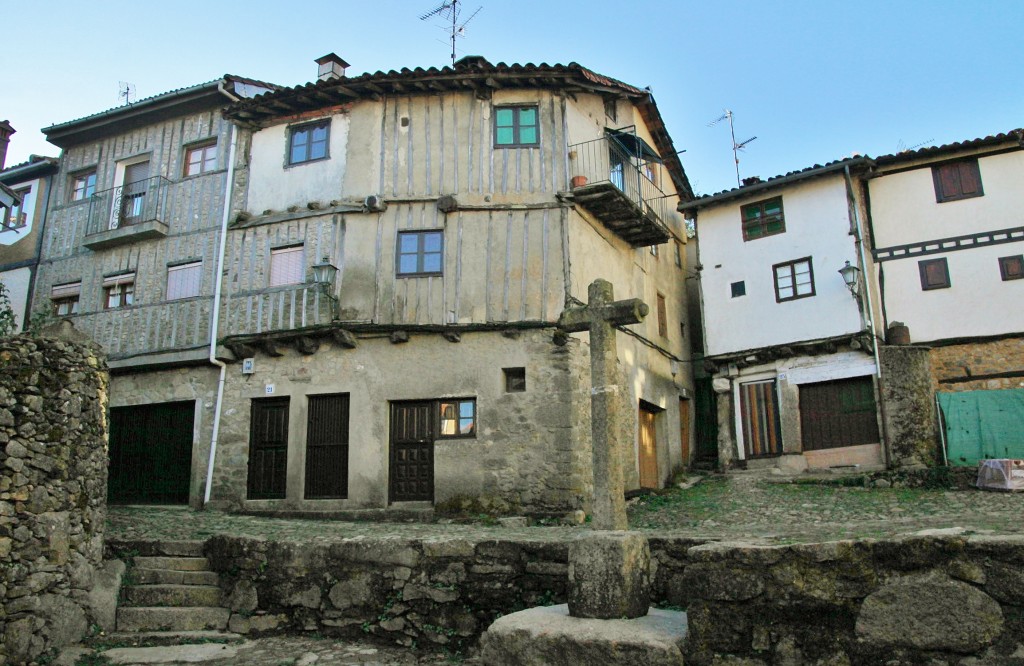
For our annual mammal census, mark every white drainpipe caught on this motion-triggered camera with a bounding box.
[203,109,239,506]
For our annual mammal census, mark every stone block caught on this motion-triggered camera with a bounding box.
[480,604,686,666]
[568,532,650,619]
[88,559,125,632]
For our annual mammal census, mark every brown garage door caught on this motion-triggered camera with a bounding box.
[800,376,879,451]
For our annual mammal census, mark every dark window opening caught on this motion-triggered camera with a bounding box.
[731,281,746,298]
[504,367,526,393]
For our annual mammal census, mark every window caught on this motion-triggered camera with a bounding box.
[932,159,983,203]
[998,255,1023,282]
[103,272,135,309]
[919,258,950,290]
[494,106,538,147]
[674,241,682,268]
[51,281,81,316]
[731,281,746,298]
[656,292,668,337]
[504,367,526,393]
[439,399,476,437]
[288,120,330,165]
[4,188,29,230]
[166,261,202,300]
[184,141,217,176]
[741,196,785,241]
[397,230,443,276]
[71,171,96,201]
[650,245,659,258]
[269,245,305,286]
[773,257,815,302]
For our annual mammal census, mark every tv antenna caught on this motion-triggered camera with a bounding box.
[896,137,934,153]
[419,0,483,66]
[708,109,756,188]
[118,81,136,106]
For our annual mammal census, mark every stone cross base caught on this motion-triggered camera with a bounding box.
[568,531,651,619]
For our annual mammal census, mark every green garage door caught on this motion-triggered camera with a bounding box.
[937,389,1024,466]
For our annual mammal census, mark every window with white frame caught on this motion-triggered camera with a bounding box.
[103,272,135,309]
[166,261,202,300]
[269,245,305,286]
[773,257,815,302]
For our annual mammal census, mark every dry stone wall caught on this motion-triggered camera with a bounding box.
[929,335,1024,392]
[0,334,108,665]
[109,532,1024,665]
[878,345,938,467]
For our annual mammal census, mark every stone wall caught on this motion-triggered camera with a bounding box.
[0,334,109,665]
[108,532,1024,665]
[929,335,1024,393]
[878,345,937,467]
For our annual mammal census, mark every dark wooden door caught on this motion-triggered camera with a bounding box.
[248,398,289,499]
[108,401,194,504]
[693,378,719,463]
[638,404,659,488]
[679,397,691,467]
[305,393,350,499]
[800,377,879,451]
[390,401,434,502]
[739,380,783,458]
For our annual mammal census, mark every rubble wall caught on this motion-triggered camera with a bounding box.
[878,345,937,466]
[0,335,109,665]
[929,335,1024,393]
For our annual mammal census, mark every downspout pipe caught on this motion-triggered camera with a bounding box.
[203,95,239,506]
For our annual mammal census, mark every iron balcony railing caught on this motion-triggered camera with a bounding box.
[85,176,172,237]
[568,135,669,226]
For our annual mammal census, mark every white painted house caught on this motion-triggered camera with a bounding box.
[680,158,888,472]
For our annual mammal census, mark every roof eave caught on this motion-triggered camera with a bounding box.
[0,158,59,184]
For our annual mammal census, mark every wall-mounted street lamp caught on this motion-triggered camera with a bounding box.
[311,256,339,318]
[838,260,861,298]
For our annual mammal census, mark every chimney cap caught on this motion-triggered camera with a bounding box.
[0,120,14,138]
[315,53,351,68]
[316,53,350,82]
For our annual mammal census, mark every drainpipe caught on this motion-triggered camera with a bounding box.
[845,164,889,467]
[203,120,238,506]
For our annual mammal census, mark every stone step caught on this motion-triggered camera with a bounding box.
[122,584,223,608]
[132,567,220,586]
[132,556,211,572]
[97,630,242,646]
[117,606,230,632]
[151,540,206,557]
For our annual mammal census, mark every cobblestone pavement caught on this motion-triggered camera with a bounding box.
[107,472,1024,546]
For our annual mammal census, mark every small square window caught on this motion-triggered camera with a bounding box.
[932,159,983,203]
[71,171,96,201]
[439,399,476,437]
[51,281,81,316]
[494,106,539,147]
[731,281,746,298]
[741,197,785,241]
[504,367,526,393]
[397,230,443,277]
[288,120,330,165]
[103,272,135,309]
[270,245,305,286]
[773,257,815,302]
[998,255,1023,281]
[167,261,203,300]
[184,141,217,176]
[919,257,950,290]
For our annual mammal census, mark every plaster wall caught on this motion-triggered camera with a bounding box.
[210,329,593,514]
[0,266,31,332]
[697,175,864,356]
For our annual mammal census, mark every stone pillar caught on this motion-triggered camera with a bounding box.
[568,532,650,619]
[713,377,736,469]
[878,345,936,467]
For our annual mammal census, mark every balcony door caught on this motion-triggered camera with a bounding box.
[120,161,150,225]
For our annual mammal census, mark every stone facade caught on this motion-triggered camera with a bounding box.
[0,335,108,665]
[929,335,1024,393]
[878,345,937,467]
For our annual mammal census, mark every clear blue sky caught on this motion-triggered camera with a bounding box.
[3,0,1021,195]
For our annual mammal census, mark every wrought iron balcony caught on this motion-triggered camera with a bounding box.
[566,132,671,246]
[83,176,172,250]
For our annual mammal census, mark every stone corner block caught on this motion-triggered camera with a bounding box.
[568,531,650,619]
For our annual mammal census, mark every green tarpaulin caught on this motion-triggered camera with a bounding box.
[937,389,1024,466]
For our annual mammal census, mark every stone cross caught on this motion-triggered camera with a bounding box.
[559,279,648,531]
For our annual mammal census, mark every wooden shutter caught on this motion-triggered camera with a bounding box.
[656,293,668,337]
[304,394,350,499]
[270,245,305,286]
[247,398,290,499]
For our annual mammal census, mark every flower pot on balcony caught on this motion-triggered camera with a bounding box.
[571,175,588,189]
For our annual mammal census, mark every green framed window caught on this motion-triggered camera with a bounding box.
[741,196,785,241]
[494,106,539,147]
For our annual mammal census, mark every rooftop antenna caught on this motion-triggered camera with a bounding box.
[118,81,136,106]
[419,0,483,66]
[896,137,934,153]
[708,109,757,188]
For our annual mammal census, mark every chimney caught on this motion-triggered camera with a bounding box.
[315,53,350,82]
[741,176,762,187]
[0,120,15,171]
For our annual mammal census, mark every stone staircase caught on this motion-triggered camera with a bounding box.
[116,541,230,632]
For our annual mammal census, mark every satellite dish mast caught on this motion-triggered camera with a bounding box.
[419,0,483,66]
[118,81,136,106]
[708,109,757,188]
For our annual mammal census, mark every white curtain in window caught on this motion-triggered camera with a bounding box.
[51,281,82,299]
[269,245,305,286]
[166,262,202,300]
